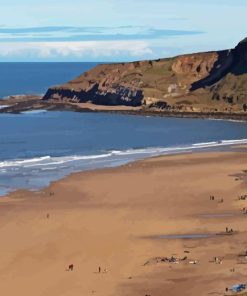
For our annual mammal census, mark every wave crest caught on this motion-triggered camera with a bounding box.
[1,138,247,170]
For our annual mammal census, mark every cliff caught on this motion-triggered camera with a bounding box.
[43,38,247,113]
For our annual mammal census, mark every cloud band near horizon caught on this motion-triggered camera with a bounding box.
[0,0,246,62]
[0,26,205,62]
[0,26,202,42]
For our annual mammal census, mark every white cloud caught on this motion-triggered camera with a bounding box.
[0,40,153,60]
[0,26,201,42]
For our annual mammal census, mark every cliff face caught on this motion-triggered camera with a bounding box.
[43,38,247,112]
[43,84,143,107]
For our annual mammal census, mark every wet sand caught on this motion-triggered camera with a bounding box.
[1,150,247,295]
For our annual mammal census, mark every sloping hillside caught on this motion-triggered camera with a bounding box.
[43,38,247,113]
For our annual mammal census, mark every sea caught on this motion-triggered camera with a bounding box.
[1,62,247,196]
[0,62,98,98]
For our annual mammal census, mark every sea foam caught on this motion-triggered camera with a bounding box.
[1,138,246,170]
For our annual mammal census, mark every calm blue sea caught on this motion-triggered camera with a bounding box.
[0,62,98,98]
[1,63,247,195]
[1,111,247,195]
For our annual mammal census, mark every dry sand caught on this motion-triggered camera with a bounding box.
[1,150,247,296]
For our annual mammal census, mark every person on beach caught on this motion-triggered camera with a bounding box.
[68,264,74,271]
[99,266,101,273]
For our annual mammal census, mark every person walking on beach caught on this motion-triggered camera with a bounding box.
[99,266,101,273]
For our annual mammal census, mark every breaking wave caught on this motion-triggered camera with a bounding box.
[1,138,247,171]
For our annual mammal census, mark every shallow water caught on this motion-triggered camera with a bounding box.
[157,233,216,239]
[200,213,236,218]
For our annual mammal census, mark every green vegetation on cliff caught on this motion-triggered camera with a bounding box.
[43,38,247,114]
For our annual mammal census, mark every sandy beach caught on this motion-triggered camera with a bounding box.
[1,149,247,296]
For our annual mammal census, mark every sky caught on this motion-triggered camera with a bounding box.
[0,0,246,62]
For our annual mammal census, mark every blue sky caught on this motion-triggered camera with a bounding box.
[0,0,246,62]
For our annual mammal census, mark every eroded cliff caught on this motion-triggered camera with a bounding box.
[43,38,247,113]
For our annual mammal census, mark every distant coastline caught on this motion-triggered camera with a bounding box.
[2,38,247,121]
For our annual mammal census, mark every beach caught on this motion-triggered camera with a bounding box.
[1,149,247,295]
[1,4,247,296]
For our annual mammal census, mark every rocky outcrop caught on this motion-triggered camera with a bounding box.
[43,84,143,106]
[171,52,219,78]
[43,38,247,112]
